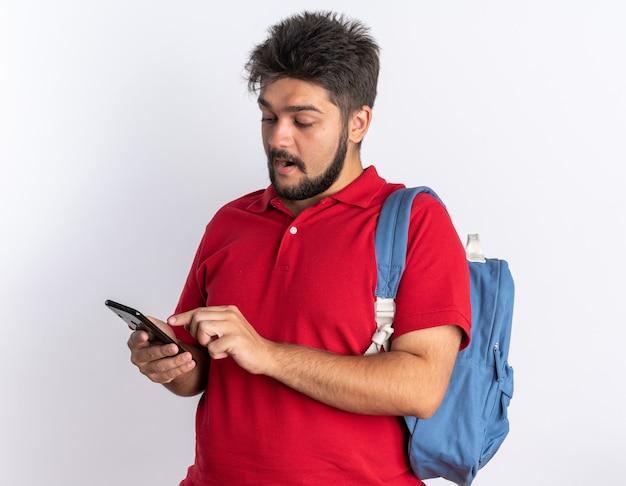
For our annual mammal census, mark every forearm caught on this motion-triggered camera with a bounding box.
[164,343,210,397]
[169,306,461,415]
[264,341,453,418]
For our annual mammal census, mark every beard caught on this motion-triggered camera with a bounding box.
[267,132,348,202]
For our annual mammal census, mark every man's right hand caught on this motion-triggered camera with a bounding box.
[127,317,197,385]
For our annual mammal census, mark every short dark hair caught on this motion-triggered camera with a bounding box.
[245,11,380,121]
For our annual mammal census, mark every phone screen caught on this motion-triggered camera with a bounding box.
[105,299,185,355]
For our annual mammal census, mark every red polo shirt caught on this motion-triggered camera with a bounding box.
[174,166,471,485]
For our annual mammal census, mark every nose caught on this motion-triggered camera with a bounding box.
[266,119,292,150]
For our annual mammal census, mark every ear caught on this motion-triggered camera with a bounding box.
[348,105,373,144]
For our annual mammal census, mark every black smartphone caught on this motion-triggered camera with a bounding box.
[105,299,185,355]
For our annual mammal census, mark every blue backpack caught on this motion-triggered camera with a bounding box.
[365,187,515,486]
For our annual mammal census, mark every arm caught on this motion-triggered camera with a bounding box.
[265,325,461,418]
[127,318,210,397]
[169,306,461,418]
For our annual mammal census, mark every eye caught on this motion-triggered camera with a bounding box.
[261,116,277,124]
[294,118,314,128]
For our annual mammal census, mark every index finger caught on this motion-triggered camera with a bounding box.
[167,306,227,328]
[167,309,195,328]
[127,328,150,350]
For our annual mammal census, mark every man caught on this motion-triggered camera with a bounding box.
[128,11,471,485]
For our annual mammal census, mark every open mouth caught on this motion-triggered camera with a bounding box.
[273,153,295,166]
[274,156,299,169]
[270,150,305,173]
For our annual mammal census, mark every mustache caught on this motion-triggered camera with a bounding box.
[268,149,306,173]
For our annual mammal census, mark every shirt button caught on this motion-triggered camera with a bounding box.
[289,226,298,235]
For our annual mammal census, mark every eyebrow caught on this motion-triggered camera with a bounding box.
[257,97,323,114]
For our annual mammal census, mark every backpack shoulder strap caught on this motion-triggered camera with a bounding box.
[364,186,443,355]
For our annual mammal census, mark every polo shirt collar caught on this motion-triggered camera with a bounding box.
[247,166,387,214]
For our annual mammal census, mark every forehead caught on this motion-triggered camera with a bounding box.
[258,78,336,113]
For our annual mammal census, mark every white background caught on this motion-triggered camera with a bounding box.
[2,1,625,485]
